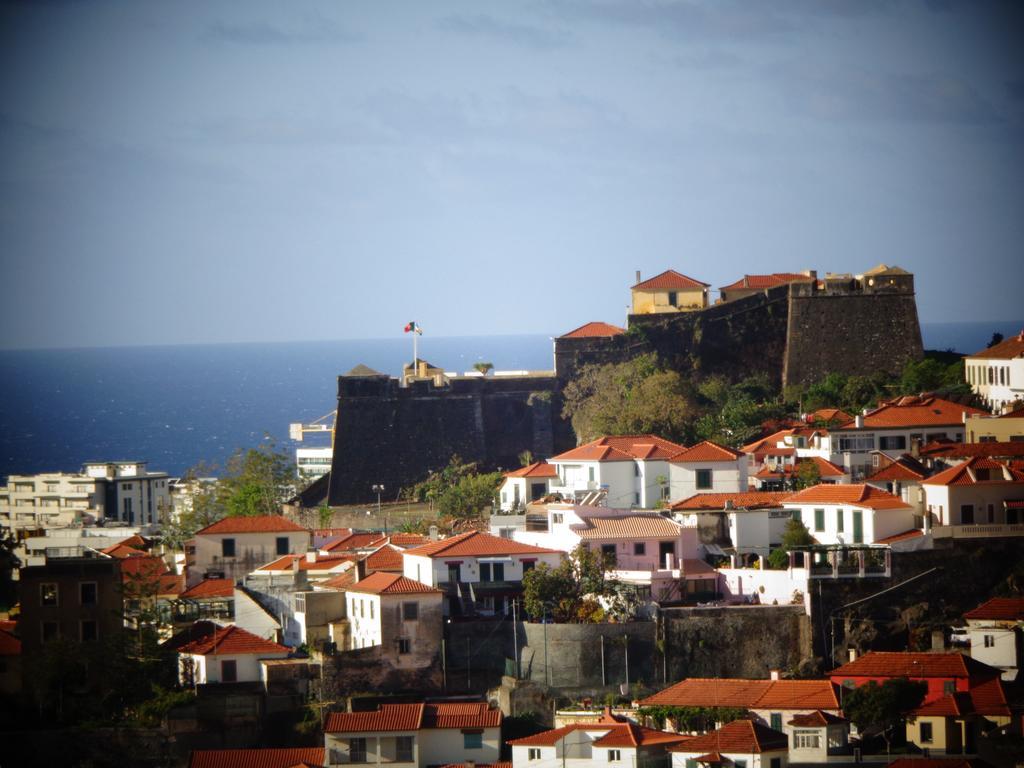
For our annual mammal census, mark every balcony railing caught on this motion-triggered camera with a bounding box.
[932,523,1024,540]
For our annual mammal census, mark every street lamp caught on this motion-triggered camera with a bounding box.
[372,484,385,532]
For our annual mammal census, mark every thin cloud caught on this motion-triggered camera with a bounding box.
[438,13,571,51]
[207,18,359,46]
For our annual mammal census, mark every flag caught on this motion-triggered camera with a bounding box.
[404,322,423,335]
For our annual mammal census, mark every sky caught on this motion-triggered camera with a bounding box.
[1,0,1022,350]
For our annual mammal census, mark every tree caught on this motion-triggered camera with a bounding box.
[0,526,20,612]
[898,358,946,395]
[436,470,503,519]
[767,517,814,569]
[217,439,297,517]
[522,545,619,623]
[473,361,494,375]
[988,332,1004,348]
[794,459,821,490]
[843,678,927,753]
[517,449,534,467]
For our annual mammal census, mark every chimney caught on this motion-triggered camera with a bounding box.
[855,415,864,429]
[429,525,439,541]
[724,499,734,510]
[848,648,858,662]
[770,670,780,681]
[306,549,316,563]
[635,270,641,285]
[931,630,945,652]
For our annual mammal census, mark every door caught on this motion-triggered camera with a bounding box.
[852,510,863,544]
[659,541,675,568]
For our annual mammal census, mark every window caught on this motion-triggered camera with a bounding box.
[837,434,875,453]
[601,544,617,564]
[398,638,411,654]
[696,469,712,490]
[920,721,933,743]
[402,602,419,621]
[734,761,747,768]
[80,582,97,605]
[551,512,564,524]
[794,730,821,749]
[836,508,844,533]
[633,542,646,556]
[791,509,802,524]
[770,712,782,731]
[668,290,678,306]
[770,760,781,768]
[480,562,504,582]
[634,492,640,505]
[984,634,995,648]
[463,731,483,749]
[879,436,907,451]
[395,736,414,762]
[123,497,133,522]
[608,749,621,761]
[80,620,98,642]
[523,561,535,575]
[588,466,595,482]
[447,564,460,583]
[276,536,289,555]
[943,681,956,695]
[349,737,367,763]
[528,748,541,760]
[221,660,237,682]
[41,621,59,642]
[814,508,825,532]
[40,583,58,606]
[222,538,236,557]
[961,505,975,524]
[122,483,133,491]
[369,601,374,619]
[634,462,640,477]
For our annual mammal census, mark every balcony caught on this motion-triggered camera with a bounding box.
[932,523,1024,540]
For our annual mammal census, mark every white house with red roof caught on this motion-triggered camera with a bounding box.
[823,396,987,479]
[548,434,689,509]
[964,330,1024,413]
[631,269,710,314]
[498,460,558,512]
[508,708,689,766]
[667,719,790,768]
[749,455,848,492]
[402,531,563,617]
[921,457,1024,534]
[962,597,1024,680]
[170,622,290,685]
[668,441,748,500]
[324,701,502,767]
[190,515,310,587]
[671,491,795,560]
[865,452,930,514]
[783,484,916,546]
[344,572,443,661]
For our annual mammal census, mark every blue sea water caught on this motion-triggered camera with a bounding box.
[0,320,1019,482]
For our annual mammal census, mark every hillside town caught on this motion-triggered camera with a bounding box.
[1,269,1023,768]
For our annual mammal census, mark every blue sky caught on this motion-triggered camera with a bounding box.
[1,0,1022,349]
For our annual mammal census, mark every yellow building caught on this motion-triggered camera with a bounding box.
[630,269,709,314]
[965,407,1024,443]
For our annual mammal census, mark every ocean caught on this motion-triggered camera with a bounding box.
[0,320,1019,481]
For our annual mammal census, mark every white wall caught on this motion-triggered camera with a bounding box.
[418,726,501,766]
[232,588,280,641]
[728,508,792,554]
[924,482,1024,526]
[192,529,310,586]
[967,624,1019,679]
[719,567,810,613]
[181,650,288,684]
[669,460,746,501]
[403,551,562,587]
[347,593,382,649]
[785,503,915,545]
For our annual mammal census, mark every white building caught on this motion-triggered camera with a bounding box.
[921,457,1024,531]
[671,491,794,559]
[963,597,1024,681]
[296,446,333,480]
[498,460,558,511]
[667,441,748,500]
[324,701,502,767]
[964,331,1024,413]
[668,720,790,768]
[783,484,916,545]
[189,515,310,587]
[81,460,172,526]
[344,572,443,657]
[173,622,290,685]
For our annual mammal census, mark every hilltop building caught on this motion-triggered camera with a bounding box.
[718,271,816,302]
[964,331,1024,413]
[630,269,710,314]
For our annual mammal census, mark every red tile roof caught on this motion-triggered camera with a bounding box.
[101,543,149,558]
[324,702,501,733]
[671,492,793,511]
[867,457,929,482]
[633,270,710,290]
[840,396,986,429]
[668,720,788,754]
[640,678,840,710]
[787,710,848,727]
[719,273,815,292]
[741,429,795,454]
[830,651,1002,679]
[188,747,325,768]
[346,572,442,596]
[404,530,562,559]
[176,624,289,657]
[386,533,428,548]
[875,529,925,545]
[559,321,626,339]
[999,406,1024,419]
[196,515,307,535]
[0,627,21,656]
[967,330,1024,360]
[505,461,559,479]
[363,544,404,572]
[508,722,688,748]
[318,569,358,591]
[806,408,854,425]
[924,457,1024,486]
[553,435,688,463]
[180,578,235,600]
[321,532,388,553]
[159,573,186,597]
[912,677,1010,717]
[784,483,910,511]
[672,441,744,463]
[964,596,1024,622]
[572,513,683,540]
[920,441,1024,460]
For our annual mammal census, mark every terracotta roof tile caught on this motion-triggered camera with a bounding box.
[998,406,1024,419]
[404,530,562,559]
[363,544,404,572]
[867,456,929,482]
[633,269,710,290]
[840,396,986,429]
[318,569,358,591]
[325,702,500,733]
[559,321,625,339]
[924,457,1024,487]
[830,651,1002,679]
[425,702,502,729]
[672,441,744,463]
[920,441,1024,459]
[159,573,186,597]
[196,515,307,535]
[505,461,559,479]
[346,572,442,596]
[806,408,854,425]
[719,273,815,292]
[787,710,848,727]
[188,747,325,768]
[967,331,1024,360]
[875,529,925,545]
[784,484,909,510]
[175,623,290,657]
[573,513,683,540]
[386,533,428,548]
[321,532,388,553]
[180,578,235,600]
[553,435,687,463]
[668,720,788,754]
[508,722,687,748]
[101,543,149,558]
[912,678,1010,717]
[964,597,1024,622]
[640,678,840,710]
[672,492,793,511]
[741,430,795,454]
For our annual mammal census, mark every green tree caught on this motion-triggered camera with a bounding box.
[473,361,494,375]
[217,439,297,517]
[843,678,927,753]
[794,459,821,490]
[518,449,535,467]
[522,545,619,623]
[0,526,20,611]
[436,470,503,519]
[767,517,814,569]
[988,332,1004,348]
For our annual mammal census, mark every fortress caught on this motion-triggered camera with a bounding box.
[326,266,923,504]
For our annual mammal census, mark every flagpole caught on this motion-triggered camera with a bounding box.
[413,327,418,374]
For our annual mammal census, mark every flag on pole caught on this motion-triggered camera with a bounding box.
[404,322,423,335]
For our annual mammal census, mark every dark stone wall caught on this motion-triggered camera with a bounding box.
[327,375,571,504]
